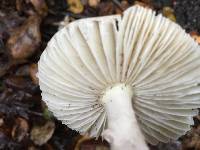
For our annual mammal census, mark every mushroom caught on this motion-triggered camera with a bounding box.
[38,5,200,150]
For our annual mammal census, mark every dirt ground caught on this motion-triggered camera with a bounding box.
[0,0,200,150]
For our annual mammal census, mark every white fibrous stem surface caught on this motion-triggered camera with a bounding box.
[101,84,149,150]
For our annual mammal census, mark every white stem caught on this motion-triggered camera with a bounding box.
[101,84,149,150]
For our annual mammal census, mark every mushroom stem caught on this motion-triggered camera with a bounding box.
[101,84,149,150]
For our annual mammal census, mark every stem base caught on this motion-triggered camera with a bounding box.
[101,84,149,150]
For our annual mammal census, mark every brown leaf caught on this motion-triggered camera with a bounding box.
[0,118,4,127]
[67,0,84,14]
[0,12,25,40]
[0,54,11,77]
[11,117,29,142]
[6,15,41,60]
[30,121,55,146]
[16,0,37,16]
[16,0,23,12]
[28,146,40,150]
[75,136,109,150]
[140,0,151,4]
[98,2,115,16]
[75,136,92,150]
[29,63,39,85]
[191,34,200,45]
[134,1,152,8]
[162,7,176,22]
[30,0,48,17]
[15,64,30,76]
[88,0,100,8]
[115,0,129,14]
[5,76,30,90]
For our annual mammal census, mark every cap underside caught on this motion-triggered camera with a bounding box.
[38,5,200,145]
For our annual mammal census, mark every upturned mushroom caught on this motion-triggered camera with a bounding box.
[38,5,200,150]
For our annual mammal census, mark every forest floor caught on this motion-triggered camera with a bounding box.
[0,0,200,150]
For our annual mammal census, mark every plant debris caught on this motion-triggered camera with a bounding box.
[29,63,39,85]
[11,117,29,142]
[30,121,55,146]
[67,0,84,14]
[162,6,176,22]
[6,15,41,60]
[30,0,48,17]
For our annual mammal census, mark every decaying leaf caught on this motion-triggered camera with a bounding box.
[0,12,25,40]
[74,136,109,150]
[0,132,21,149]
[67,0,84,14]
[0,118,4,127]
[98,2,115,16]
[30,0,48,17]
[6,15,41,60]
[88,0,100,8]
[15,64,30,76]
[29,63,39,85]
[30,121,55,146]
[134,1,152,8]
[5,76,31,90]
[0,54,11,77]
[182,126,200,150]
[140,0,151,3]
[75,136,92,150]
[11,117,29,142]
[191,32,200,44]
[162,7,176,22]
[16,0,23,12]
[115,0,129,14]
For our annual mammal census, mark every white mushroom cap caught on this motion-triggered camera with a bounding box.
[38,5,200,145]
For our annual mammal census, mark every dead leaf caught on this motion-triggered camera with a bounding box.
[30,121,55,146]
[115,1,129,14]
[29,63,39,85]
[140,0,151,3]
[0,12,25,40]
[0,54,12,77]
[98,2,115,16]
[30,0,48,17]
[16,0,23,12]
[162,7,176,22]
[5,76,30,90]
[0,118,4,127]
[88,0,100,8]
[11,117,29,142]
[6,15,41,60]
[75,136,92,150]
[28,146,40,150]
[134,1,152,8]
[75,136,109,150]
[15,64,30,76]
[191,33,200,44]
[67,0,84,14]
